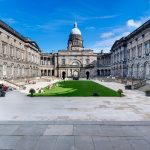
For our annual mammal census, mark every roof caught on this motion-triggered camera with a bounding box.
[70,22,81,35]
[111,19,150,51]
[0,19,40,50]
[126,19,150,40]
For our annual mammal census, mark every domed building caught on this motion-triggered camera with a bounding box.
[0,19,111,80]
[55,22,99,78]
[68,22,83,50]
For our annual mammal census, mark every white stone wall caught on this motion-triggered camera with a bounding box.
[0,27,41,80]
[127,27,150,79]
[111,27,150,79]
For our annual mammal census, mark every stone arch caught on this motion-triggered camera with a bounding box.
[97,69,100,76]
[70,59,82,66]
[131,64,134,77]
[21,65,25,77]
[137,63,140,79]
[11,63,14,77]
[17,64,20,77]
[73,70,79,77]
[41,70,43,76]
[29,66,32,77]
[62,71,66,79]
[101,69,104,76]
[44,69,47,76]
[2,62,7,78]
[86,71,90,79]
[52,70,54,76]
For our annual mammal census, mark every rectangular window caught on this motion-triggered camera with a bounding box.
[3,64,7,76]
[2,42,7,55]
[62,59,65,65]
[86,59,90,65]
[10,46,14,57]
[21,52,24,60]
[144,41,150,55]
[131,47,136,59]
[138,44,142,57]
[73,40,78,46]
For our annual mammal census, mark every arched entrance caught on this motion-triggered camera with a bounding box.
[97,70,100,76]
[73,70,79,77]
[101,70,104,76]
[62,71,66,80]
[86,71,90,80]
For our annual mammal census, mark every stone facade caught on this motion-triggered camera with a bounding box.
[111,20,150,80]
[1,19,150,80]
[0,20,41,80]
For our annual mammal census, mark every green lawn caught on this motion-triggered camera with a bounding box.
[33,80,121,97]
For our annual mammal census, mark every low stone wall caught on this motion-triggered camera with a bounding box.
[132,80,147,89]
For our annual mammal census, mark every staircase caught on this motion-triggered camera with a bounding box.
[138,80,150,92]
[1,80,20,90]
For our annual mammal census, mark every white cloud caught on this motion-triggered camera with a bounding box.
[93,34,123,52]
[100,32,114,39]
[127,19,142,28]
[77,14,119,21]
[92,16,150,52]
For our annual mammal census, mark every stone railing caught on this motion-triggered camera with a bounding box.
[3,80,20,90]
[132,79,147,89]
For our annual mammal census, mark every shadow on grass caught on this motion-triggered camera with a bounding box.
[34,80,121,97]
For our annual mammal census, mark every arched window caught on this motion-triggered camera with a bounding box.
[22,66,24,76]
[11,64,14,76]
[17,65,20,76]
[3,63,7,76]
[73,40,78,46]
[72,61,80,66]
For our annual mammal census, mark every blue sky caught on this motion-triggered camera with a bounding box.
[0,0,150,53]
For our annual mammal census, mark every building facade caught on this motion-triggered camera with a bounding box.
[39,22,111,79]
[3,19,150,80]
[0,20,41,80]
[111,20,150,80]
[0,20,111,80]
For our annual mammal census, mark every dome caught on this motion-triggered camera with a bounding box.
[70,22,81,35]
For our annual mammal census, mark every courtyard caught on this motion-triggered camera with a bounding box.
[0,81,149,121]
[1,81,150,149]
[34,80,121,97]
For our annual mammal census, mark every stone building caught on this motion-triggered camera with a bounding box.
[111,20,150,80]
[97,52,111,77]
[40,22,111,79]
[0,19,111,80]
[0,20,41,80]
[55,22,98,78]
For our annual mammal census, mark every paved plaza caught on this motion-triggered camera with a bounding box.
[0,121,150,150]
[1,81,150,149]
[0,81,150,121]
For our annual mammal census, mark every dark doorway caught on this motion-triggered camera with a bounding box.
[97,70,100,76]
[48,70,51,76]
[62,71,66,80]
[86,71,90,80]
[52,70,54,76]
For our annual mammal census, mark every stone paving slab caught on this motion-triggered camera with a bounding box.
[35,136,57,150]
[74,125,101,135]
[13,124,48,136]
[44,125,73,135]
[1,86,150,122]
[0,121,150,150]
[2,121,150,125]
[92,136,114,150]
